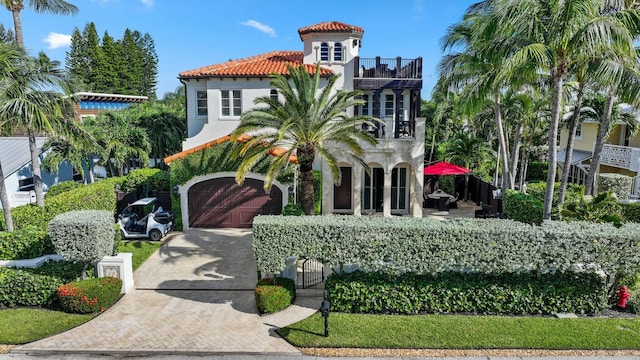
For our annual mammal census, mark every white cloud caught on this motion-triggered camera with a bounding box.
[140,0,153,6]
[241,20,276,37]
[43,32,71,49]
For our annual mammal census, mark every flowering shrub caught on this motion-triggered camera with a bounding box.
[57,277,122,314]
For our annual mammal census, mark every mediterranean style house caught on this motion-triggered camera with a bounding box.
[558,109,640,195]
[169,21,424,228]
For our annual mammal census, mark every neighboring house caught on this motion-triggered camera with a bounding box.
[70,92,148,122]
[558,110,640,194]
[0,137,75,208]
[169,21,425,229]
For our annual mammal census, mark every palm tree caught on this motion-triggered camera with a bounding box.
[485,0,640,220]
[231,64,379,215]
[131,102,185,169]
[443,130,495,200]
[0,52,72,206]
[2,0,77,49]
[85,111,150,177]
[42,123,99,183]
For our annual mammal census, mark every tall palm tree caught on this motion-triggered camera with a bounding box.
[231,64,379,215]
[2,0,77,49]
[0,52,71,206]
[42,122,99,184]
[485,0,640,219]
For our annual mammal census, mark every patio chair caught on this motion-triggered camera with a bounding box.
[474,202,497,218]
[448,193,459,209]
[438,196,450,211]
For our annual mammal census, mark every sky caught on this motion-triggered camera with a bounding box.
[0,0,479,100]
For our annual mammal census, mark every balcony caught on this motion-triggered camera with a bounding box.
[600,144,640,170]
[353,56,422,91]
[363,116,414,140]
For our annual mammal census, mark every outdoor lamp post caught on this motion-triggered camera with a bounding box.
[319,290,330,337]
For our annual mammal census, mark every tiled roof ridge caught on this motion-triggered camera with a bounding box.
[297,21,364,36]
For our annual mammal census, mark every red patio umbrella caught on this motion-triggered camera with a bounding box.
[423,161,470,175]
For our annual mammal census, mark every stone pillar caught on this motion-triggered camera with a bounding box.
[383,169,392,217]
[96,253,134,294]
[353,163,362,216]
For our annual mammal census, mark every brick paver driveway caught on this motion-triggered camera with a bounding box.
[16,229,301,356]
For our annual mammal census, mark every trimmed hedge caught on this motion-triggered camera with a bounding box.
[503,190,543,225]
[57,277,122,313]
[45,181,82,199]
[11,178,119,231]
[326,270,607,315]
[0,227,52,260]
[526,181,584,206]
[252,216,640,279]
[621,202,640,223]
[48,210,115,263]
[119,168,170,195]
[255,277,296,314]
[0,260,84,308]
[598,173,632,199]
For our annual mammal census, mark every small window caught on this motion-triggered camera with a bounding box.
[334,42,342,61]
[221,90,242,117]
[361,94,369,116]
[385,94,394,118]
[320,42,329,61]
[575,123,582,139]
[196,90,208,116]
[270,89,278,101]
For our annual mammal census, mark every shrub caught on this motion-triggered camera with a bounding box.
[0,227,53,260]
[526,181,584,206]
[57,277,122,313]
[45,181,83,199]
[119,168,170,196]
[282,203,304,216]
[22,259,85,282]
[561,192,624,226]
[326,270,607,315]
[598,173,632,199]
[48,210,115,265]
[12,179,118,231]
[255,277,296,314]
[502,190,543,225]
[621,202,640,223]
[0,267,64,307]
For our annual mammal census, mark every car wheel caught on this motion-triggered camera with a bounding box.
[149,229,162,241]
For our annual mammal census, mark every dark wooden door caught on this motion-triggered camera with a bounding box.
[188,177,282,228]
[334,167,352,210]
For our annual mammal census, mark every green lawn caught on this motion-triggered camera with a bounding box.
[118,240,163,271]
[279,313,640,349]
[0,308,94,344]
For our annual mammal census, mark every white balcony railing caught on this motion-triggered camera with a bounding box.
[600,144,635,169]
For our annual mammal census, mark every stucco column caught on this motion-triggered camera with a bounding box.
[412,163,424,217]
[353,163,362,216]
[383,169,392,217]
[321,159,332,215]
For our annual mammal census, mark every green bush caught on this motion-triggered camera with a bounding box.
[12,179,118,231]
[526,181,584,206]
[45,181,82,199]
[561,192,623,226]
[0,267,64,307]
[255,277,296,314]
[621,202,640,223]
[119,168,170,195]
[0,227,53,260]
[282,203,304,216]
[57,277,122,313]
[502,190,543,225]
[48,210,115,264]
[597,173,632,199]
[22,260,85,282]
[326,270,607,315]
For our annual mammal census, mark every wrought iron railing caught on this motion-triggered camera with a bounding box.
[301,258,324,289]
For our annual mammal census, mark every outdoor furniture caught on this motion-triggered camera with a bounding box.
[438,196,450,211]
[474,202,499,218]
[448,192,459,209]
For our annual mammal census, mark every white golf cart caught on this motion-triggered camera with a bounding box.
[118,197,173,241]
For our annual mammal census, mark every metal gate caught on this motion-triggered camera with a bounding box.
[301,258,324,288]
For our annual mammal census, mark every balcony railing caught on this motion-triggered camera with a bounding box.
[601,144,635,169]
[354,56,422,79]
[362,116,414,140]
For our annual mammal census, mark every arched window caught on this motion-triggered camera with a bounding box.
[320,42,329,61]
[334,42,342,61]
[270,89,278,101]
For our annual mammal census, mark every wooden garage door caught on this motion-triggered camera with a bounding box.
[188,177,283,228]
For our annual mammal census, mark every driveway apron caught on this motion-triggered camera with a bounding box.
[15,229,301,355]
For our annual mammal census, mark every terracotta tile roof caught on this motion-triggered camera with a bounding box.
[179,51,333,79]
[164,134,297,165]
[297,21,364,37]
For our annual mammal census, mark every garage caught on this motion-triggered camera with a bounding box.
[187,177,283,228]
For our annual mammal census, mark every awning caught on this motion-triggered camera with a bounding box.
[557,149,592,165]
[424,161,471,175]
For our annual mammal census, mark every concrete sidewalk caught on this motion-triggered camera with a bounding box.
[13,229,320,356]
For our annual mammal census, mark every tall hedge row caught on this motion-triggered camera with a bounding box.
[252,216,640,278]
